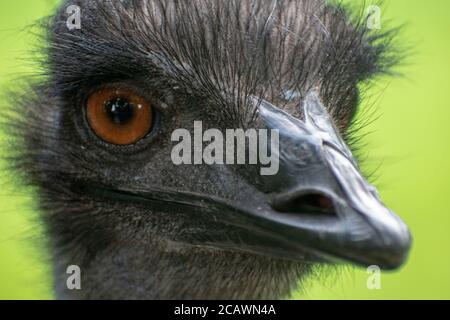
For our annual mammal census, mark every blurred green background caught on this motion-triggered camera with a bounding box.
[0,0,449,300]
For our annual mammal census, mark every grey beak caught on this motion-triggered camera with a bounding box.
[254,91,412,269]
[79,91,411,270]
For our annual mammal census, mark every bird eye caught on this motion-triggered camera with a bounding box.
[86,87,153,145]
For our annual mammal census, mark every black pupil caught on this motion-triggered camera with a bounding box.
[105,98,135,124]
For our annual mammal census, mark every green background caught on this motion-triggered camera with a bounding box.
[0,0,449,300]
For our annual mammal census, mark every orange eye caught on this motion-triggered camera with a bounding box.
[87,87,153,145]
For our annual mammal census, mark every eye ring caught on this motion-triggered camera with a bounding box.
[86,87,154,145]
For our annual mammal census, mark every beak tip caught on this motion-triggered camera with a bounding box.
[378,227,413,270]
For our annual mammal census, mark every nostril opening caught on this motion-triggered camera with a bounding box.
[273,193,336,216]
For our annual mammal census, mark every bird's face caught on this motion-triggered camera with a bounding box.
[19,0,411,288]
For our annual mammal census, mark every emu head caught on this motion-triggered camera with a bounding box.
[9,0,411,299]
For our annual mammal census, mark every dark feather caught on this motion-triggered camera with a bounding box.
[1,0,401,299]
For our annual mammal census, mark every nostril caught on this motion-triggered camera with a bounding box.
[272,193,336,216]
